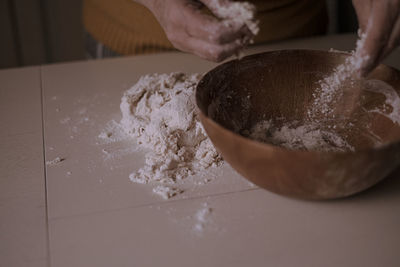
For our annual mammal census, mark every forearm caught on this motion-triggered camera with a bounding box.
[132,0,163,12]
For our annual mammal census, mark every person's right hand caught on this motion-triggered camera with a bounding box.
[135,0,255,62]
[352,0,400,76]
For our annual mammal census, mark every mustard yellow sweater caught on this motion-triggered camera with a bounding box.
[83,0,327,55]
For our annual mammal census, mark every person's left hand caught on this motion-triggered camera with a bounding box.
[135,0,255,62]
[352,0,400,76]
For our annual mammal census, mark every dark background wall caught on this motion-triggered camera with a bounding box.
[0,0,84,69]
[0,0,358,70]
[335,0,358,33]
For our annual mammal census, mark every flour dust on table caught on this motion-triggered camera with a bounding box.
[46,156,65,166]
[193,202,214,233]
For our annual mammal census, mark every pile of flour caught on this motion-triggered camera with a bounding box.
[249,120,353,152]
[120,73,221,195]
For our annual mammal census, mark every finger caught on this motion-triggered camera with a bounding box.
[181,0,253,45]
[173,34,245,62]
[380,15,400,61]
[359,2,398,76]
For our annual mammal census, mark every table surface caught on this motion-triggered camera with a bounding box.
[1,34,400,267]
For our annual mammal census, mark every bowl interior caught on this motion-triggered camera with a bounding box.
[196,50,400,151]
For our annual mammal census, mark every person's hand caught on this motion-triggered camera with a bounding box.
[352,0,400,76]
[135,0,255,62]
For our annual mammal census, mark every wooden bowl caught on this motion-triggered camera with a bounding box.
[196,50,400,200]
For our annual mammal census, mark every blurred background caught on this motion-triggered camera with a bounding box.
[0,0,358,70]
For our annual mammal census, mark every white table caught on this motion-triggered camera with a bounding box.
[1,34,400,267]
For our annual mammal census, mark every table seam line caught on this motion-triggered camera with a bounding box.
[48,187,261,221]
[39,65,52,267]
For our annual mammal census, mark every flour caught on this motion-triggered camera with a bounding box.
[117,2,257,200]
[194,203,213,233]
[98,120,131,144]
[310,32,369,120]
[211,0,259,37]
[249,120,353,152]
[309,29,400,131]
[46,157,65,166]
[363,79,400,125]
[120,73,221,198]
[60,117,71,124]
[152,185,183,200]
